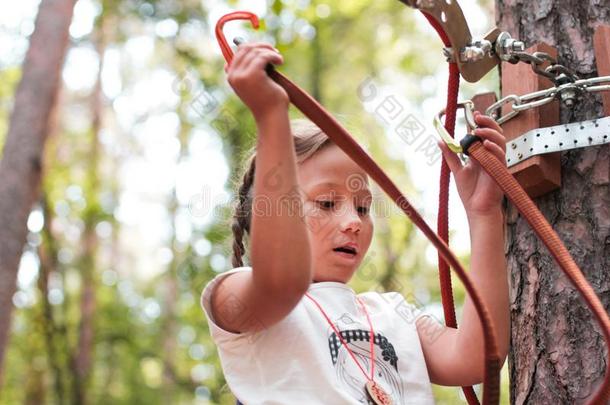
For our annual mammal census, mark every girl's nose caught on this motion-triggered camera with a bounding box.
[341,208,361,234]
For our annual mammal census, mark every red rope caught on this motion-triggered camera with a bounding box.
[422,12,480,405]
[437,63,459,327]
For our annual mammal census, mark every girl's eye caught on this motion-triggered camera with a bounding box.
[358,206,370,215]
[316,200,335,209]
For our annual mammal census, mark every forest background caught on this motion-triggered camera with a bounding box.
[0,0,509,403]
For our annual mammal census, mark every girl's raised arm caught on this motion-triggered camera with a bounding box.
[210,43,312,334]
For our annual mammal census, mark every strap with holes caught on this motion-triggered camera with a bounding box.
[505,116,610,167]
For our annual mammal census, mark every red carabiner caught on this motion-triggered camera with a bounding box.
[215,11,260,65]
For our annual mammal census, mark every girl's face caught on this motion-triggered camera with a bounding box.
[298,143,374,283]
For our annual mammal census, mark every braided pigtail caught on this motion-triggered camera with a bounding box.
[231,155,256,268]
[228,119,331,269]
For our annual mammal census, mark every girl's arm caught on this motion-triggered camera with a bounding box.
[415,210,509,386]
[250,107,312,294]
[456,209,510,383]
[415,112,510,385]
[210,43,312,334]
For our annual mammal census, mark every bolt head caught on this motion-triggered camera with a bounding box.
[461,47,485,62]
[560,88,578,108]
[511,41,525,52]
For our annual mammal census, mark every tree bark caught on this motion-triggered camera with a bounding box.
[495,1,610,404]
[0,0,77,386]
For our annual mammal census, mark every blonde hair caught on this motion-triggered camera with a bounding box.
[230,119,332,267]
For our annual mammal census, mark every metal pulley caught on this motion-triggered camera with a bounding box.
[399,0,586,93]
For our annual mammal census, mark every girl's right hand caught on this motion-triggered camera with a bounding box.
[226,42,288,120]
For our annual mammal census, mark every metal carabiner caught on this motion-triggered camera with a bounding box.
[215,11,260,65]
[433,100,476,154]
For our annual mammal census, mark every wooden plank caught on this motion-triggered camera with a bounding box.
[501,42,561,198]
[593,25,610,117]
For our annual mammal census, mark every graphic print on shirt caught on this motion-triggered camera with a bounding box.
[328,313,405,404]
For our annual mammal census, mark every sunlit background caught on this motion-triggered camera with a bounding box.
[0,0,509,403]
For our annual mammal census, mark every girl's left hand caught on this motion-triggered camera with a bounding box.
[437,111,506,217]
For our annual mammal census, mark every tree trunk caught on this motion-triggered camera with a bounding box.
[38,195,66,404]
[495,1,610,404]
[72,21,105,405]
[0,0,77,385]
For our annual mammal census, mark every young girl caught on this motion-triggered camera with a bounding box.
[201,42,510,404]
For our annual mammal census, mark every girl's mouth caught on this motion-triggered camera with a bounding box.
[333,247,358,261]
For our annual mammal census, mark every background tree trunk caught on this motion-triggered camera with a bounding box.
[495,1,610,403]
[0,0,77,386]
[38,195,66,404]
[72,20,105,405]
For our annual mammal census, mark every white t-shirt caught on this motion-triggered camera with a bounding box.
[201,267,436,405]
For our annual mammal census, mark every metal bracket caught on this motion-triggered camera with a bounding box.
[399,0,502,82]
[506,116,610,167]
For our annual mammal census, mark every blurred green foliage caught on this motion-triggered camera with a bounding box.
[0,0,508,404]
